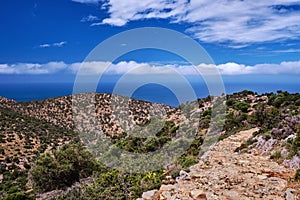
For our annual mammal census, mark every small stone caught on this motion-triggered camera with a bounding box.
[161,191,172,199]
[190,172,202,179]
[160,184,176,191]
[142,190,158,200]
[190,189,206,199]
[176,170,191,182]
[285,188,297,200]
[165,175,172,179]
[257,175,268,180]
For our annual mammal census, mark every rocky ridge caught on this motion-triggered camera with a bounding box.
[0,93,181,137]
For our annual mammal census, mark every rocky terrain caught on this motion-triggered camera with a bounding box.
[139,128,299,199]
[0,90,299,199]
[1,93,180,136]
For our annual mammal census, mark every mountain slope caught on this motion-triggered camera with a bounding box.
[0,91,299,199]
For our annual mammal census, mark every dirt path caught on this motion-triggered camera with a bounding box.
[140,128,298,200]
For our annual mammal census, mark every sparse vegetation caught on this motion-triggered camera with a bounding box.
[0,91,300,199]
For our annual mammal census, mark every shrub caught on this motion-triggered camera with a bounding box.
[30,143,100,192]
[170,169,180,179]
[270,151,282,160]
[287,133,300,157]
[273,97,285,108]
[295,99,300,106]
[179,155,198,168]
[294,169,300,181]
[218,134,228,141]
[226,98,236,107]
[0,148,4,155]
[23,162,31,170]
[8,186,19,194]
[234,102,251,113]
[202,109,212,117]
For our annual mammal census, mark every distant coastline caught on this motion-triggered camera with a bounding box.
[0,82,299,107]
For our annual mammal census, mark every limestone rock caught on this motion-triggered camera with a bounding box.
[190,189,206,199]
[142,190,158,200]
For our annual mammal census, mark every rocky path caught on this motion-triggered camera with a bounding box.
[140,128,298,200]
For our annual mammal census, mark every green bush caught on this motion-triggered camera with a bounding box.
[0,148,4,155]
[252,104,280,131]
[287,133,300,157]
[273,97,285,108]
[170,169,180,179]
[226,98,236,107]
[60,169,165,200]
[8,186,19,194]
[294,169,300,181]
[179,155,198,168]
[30,143,101,192]
[202,109,212,117]
[295,99,300,106]
[233,102,251,113]
[270,151,282,160]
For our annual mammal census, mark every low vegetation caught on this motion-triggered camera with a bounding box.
[0,90,299,199]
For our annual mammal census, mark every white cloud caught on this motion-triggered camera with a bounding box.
[91,0,300,46]
[38,41,67,48]
[69,61,111,74]
[53,41,67,47]
[1,60,300,75]
[100,0,188,26]
[272,49,300,53]
[90,22,102,26]
[39,44,50,48]
[80,15,99,22]
[69,60,300,75]
[0,62,67,74]
[71,0,100,3]
[208,61,300,75]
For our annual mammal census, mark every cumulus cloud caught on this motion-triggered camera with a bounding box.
[38,41,67,48]
[69,61,111,74]
[0,62,67,74]
[100,0,189,26]
[1,60,300,75]
[71,60,300,75]
[84,0,300,45]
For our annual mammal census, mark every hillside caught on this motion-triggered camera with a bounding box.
[0,91,299,199]
[2,93,179,136]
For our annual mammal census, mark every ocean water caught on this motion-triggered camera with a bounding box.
[0,82,299,107]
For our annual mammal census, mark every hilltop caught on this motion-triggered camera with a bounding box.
[0,90,299,199]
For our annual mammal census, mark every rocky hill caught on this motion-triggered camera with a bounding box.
[0,90,299,199]
[1,93,179,136]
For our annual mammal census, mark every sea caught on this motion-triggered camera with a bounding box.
[0,81,299,107]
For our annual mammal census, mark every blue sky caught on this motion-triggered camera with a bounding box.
[0,0,300,80]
